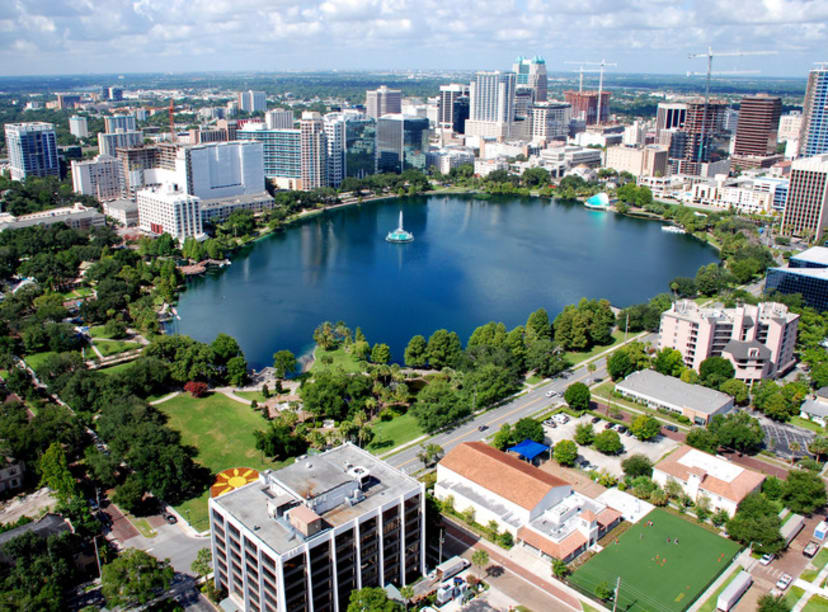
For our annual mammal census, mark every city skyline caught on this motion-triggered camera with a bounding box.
[0,1,827,78]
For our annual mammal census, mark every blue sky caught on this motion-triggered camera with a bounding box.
[0,0,826,77]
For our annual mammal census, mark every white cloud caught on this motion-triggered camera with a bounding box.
[0,0,825,75]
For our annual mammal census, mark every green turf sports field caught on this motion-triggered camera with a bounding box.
[570,509,742,612]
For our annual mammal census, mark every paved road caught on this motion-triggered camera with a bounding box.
[385,335,656,472]
[121,520,210,575]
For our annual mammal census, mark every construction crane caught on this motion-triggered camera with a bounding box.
[687,47,776,164]
[169,99,176,144]
[564,59,617,125]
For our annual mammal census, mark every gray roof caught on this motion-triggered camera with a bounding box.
[792,246,828,267]
[801,399,828,419]
[615,369,733,415]
[104,199,138,212]
[0,210,105,230]
[722,340,771,361]
[0,514,70,562]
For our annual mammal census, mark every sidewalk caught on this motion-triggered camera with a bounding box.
[792,561,828,611]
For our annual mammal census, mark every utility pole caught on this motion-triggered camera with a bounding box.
[624,312,629,342]
[612,576,621,612]
[687,47,775,166]
[93,535,102,580]
[438,528,445,564]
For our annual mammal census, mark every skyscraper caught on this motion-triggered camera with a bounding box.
[469,71,516,124]
[323,113,346,188]
[799,65,828,158]
[365,86,402,120]
[69,116,89,139]
[299,112,327,190]
[655,103,687,138]
[71,155,122,201]
[512,56,548,102]
[677,99,727,175]
[731,95,782,168]
[265,109,294,130]
[530,102,572,143]
[238,90,267,114]
[345,114,377,179]
[98,130,143,157]
[376,114,429,174]
[104,114,137,133]
[438,84,469,129]
[4,122,59,181]
[564,90,611,126]
[781,154,828,240]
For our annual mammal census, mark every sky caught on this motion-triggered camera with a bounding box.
[0,0,826,77]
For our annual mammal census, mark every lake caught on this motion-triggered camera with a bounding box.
[167,194,718,369]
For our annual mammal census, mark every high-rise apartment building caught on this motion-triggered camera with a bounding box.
[376,114,429,174]
[658,300,798,383]
[438,84,469,129]
[799,65,828,158]
[323,113,347,188]
[299,112,327,191]
[365,86,402,120]
[4,122,59,181]
[731,95,782,168]
[173,141,265,200]
[116,145,160,198]
[676,99,726,176]
[512,56,548,102]
[469,71,516,125]
[104,114,137,133]
[208,444,425,612]
[265,109,294,130]
[137,184,202,241]
[779,112,803,142]
[564,90,610,126]
[107,87,123,101]
[69,116,89,139]
[71,155,122,201]
[530,102,572,144]
[344,114,377,179]
[98,130,143,157]
[55,93,81,110]
[781,154,828,239]
[605,145,668,178]
[656,103,687,137]
[239,91,267,114]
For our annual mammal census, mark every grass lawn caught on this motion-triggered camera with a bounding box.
[93,340,142,357]
[367,411,424,454]
[803,549,828,582]
[527,374,542,385]
[570,509,741,612]
[695,568,742,612]
[563,330,627,367]
[235,390,268,403]
[804,595,828,612]
[157,392,286,532]
[783,587,806,609]
[790,416,826,434]
[98,361,135,376]
[581,604,601,612]
[310,346,363,374]
[24,351,58,372]
[128,515,157,538]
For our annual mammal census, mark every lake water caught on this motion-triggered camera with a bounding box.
[167,195,718,369]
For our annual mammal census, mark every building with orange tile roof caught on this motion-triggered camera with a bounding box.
[652,445,765,516]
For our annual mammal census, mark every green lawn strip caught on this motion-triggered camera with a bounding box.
[562,330,626,367]
[88,325,115,339]
[367,411,424,454]
[127,515,157,538]
[157,392,286,532]
[813,548,828,571]
[527,375,542,385]
[580,603,601,612]
[310,346,363,374]
[23,351,58,372]
[98,361,135,376]
[570,509,741,612]
[93,340,142,357]
[802,568,820,582]
[592,381,690,428]
[694,568,743,612]
[790,416,826,434]
[803,595,828,612]
[783,586,806,609]
[235,390,268,403]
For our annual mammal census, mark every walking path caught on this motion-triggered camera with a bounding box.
[792,562,828,611]
[150,391,180,405]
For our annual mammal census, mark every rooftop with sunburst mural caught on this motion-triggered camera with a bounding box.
[210,467,260,498]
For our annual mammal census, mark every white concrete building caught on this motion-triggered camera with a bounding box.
[426,148,475,174]
[605,145,668,178]
[102,199,139,226]
[238,90,266,113]
[98,130,143,157]
[137,184,202,241]
[69,116,89,139]
[71,155,122,201]
[530,102,571,144]
[4,122,59,181]
[104,114,137,133]
[323,113,346,188]
[652,446,765,516]
[178,141,265,200]
[778,112,803,142]
[265,109,294,130]
[474,158,509,177]
[436,442,621,562]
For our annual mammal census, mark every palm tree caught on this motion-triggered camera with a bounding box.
[809,436,828,463]
[399,585,414,611]
[471,549,489,578]
[551,559,570,579]
[789,441,801,465]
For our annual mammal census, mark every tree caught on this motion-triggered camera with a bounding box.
[564,382,590,412]
[371,343,391,365]
[399,584,414,611]
[653,348,684,377]
[595,581,614,601]
[551,558,570,579]
[575,423,595,446]
[593,430,623,454]
[403,335,427,368]
[621,454,653,478]
[513,417,544,443]
[629,414,661,441]
[183,381,208,398]
[416,443,444,468]
[686,427,719,453]
[272,350,297,379]
[38,442,77,503]
[112,474,146,515]
[708,411,764,454]
[757,594,790,612]
[726,492,785,554]
[607,350,634,381]
[101,549,174,607]
[191,547,212,578]
[226,355,248,387]
[254,419,308,460]
[782,470,827,514]
[719,379,749,406]
[809,436,828,462]
[346,587,403,612]
[525,308,552,342]
[425,329,463,369]
[553,439,578,466]
[471,549,489,576]
[699,356,735,388]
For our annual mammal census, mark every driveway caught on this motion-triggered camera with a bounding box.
[759,416,814,460]
[122,520,210,574]
[542,414,679,477]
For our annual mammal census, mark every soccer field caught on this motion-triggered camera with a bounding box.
[571,509,742,612]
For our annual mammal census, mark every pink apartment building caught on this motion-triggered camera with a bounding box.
[658,301,798,383]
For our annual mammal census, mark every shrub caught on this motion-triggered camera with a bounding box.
[183,381,208,398]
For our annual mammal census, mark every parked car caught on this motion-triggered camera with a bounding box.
[591,416,601,424]
[804,541,820,558]
[664,424,679,432]
[759,553,775,566]
[776,574,792,590]
[604,422,614,430]
[617,425,627,433]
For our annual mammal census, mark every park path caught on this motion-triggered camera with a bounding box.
[150,391,180,405]
[792,561,828,611]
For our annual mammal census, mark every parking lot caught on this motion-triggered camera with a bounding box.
[542,414,680,477]
[759,415,814,460]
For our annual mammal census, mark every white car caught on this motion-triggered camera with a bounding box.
[545,390,558,398]
[776,573,792,590]
[759,553,774,566]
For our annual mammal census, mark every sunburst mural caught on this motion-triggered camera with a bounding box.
[210,467,259,498]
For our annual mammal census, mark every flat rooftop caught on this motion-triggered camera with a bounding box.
[616,369,733,415]
[792,246,828,267]
[211,444,420,557]
[768,265,828,280]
